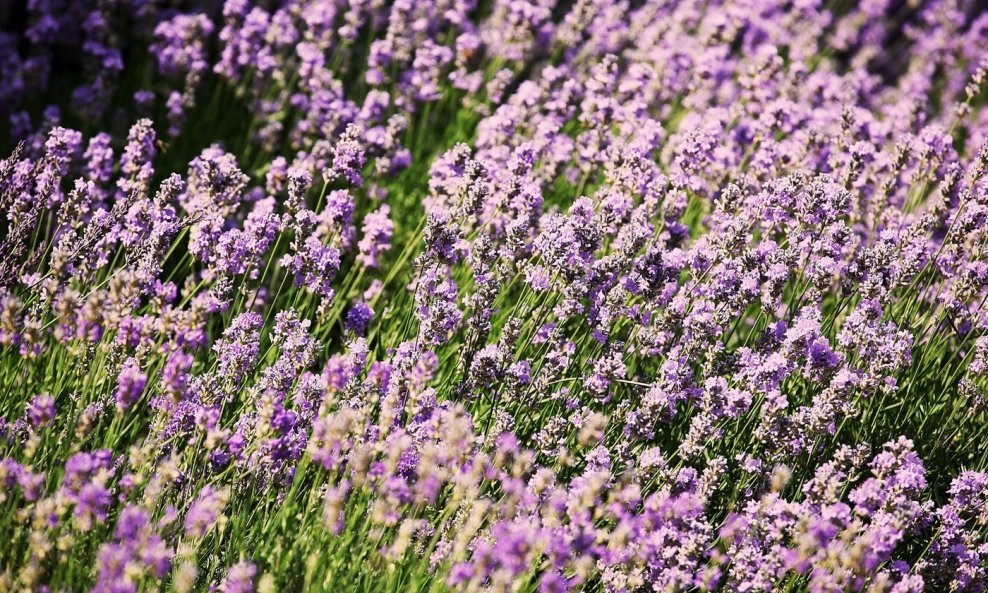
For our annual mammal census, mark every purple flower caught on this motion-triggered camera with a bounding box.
[345,302,374,336]
[330,125,366,186]
[281,234,341,300]
[25,393,55,428]
[219,561,257,593]
[152,13,214,79]
[115,358,147,410]
[184,485,228,538]
[117,119,157,197]
[214,312,263,388]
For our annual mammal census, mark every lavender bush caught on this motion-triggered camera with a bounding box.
[1,0,988,591]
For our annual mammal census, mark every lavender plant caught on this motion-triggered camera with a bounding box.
[1,0,988,592]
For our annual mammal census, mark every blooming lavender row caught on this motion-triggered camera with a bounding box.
[2,0,988,592]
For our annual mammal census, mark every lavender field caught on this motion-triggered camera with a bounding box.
[1,0,987,591]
